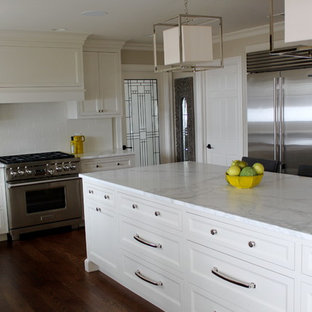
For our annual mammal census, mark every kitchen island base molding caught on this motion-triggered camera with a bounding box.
[81,162,312,312]
[84,259,99,273]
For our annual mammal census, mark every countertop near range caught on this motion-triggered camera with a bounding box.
[76,149,134,160]
[80,161,312,239]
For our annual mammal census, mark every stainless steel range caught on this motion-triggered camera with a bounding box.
[0,151,83,240]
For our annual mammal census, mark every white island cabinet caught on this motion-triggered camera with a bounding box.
[81,162,312,312]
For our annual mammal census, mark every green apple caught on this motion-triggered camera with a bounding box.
[253,163,264,175]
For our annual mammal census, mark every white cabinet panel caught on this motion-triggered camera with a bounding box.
[301,281,312,312]
[0,31,87,103]
[186,241,294,312]
[119,192,182,232]
[120,217,182,271]
[121,252,184,312]
[83,183,115,207]
[82,52,100,114]
[302,245,312,277]
[0,46,82,87]
[186,212,295,269]
[186,284,244,312]
[84,201,119,278]
[80,154,135,173]
[71,50,122,118]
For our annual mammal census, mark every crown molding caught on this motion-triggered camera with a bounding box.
[223,22,284,42]
[122,42,160,51]
[84,37,125,52]
[122,22,285,51]
[0,30,88,46]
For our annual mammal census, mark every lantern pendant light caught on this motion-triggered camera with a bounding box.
[153,0,224,72]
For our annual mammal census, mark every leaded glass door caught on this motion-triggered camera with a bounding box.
[124,79,160,166]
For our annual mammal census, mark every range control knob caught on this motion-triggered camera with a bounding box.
[62,162,70,171]
[9,168,17,178]
[46,165,54,175]
[55,163,62,172]
[24,166,32,175]
[17,167,25,176]
[69,162,76,170]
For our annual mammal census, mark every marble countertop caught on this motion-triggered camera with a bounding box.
[77,149,134,160]
[80,161,312,239]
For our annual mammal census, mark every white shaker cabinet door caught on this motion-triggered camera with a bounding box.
[77,51,122,118]
[81,52,101,115]
[85,203,119,278]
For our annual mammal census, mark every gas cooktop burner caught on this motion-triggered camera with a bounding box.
[0,151,75,164]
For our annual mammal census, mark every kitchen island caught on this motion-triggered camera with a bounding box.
[80,162,312,312]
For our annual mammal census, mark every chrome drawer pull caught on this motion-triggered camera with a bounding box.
[210,229,218,235]
[88,190,94,194]
[133,234,162,249]
[132,204,138,209]
[211,267,256,289]
[135,270,163,286]
[104,194,110,200]
[154,211,161,216]
[95,207,101,212]
[248,241,256,248]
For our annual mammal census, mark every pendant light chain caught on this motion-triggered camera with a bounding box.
[184,0,190,24]
[184,0,189,15]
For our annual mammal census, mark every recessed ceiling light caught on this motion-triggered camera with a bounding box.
[81,10,108,17]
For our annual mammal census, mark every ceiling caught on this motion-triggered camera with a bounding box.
[0,0,284,44]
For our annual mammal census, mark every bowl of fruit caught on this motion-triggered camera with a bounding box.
[225,160,264,189]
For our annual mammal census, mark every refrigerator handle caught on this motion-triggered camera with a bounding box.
[273,77,278,161]
[279,77,285,171]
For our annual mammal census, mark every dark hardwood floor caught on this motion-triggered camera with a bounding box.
[0,228,163,312]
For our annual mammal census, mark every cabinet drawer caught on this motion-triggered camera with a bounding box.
[83,183,114,206]
[80,156,134,173]
[120,217,182,271]
[119,192,182,231]
[121,252,183,312]
[186,241,294,312]
[186,284,244,312]
[186,212,295,269]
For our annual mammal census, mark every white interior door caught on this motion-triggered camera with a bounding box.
[197,57,243,166]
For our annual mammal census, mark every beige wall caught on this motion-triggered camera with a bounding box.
[121,50,163,65]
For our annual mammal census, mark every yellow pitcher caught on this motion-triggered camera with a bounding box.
[73,135,85,154]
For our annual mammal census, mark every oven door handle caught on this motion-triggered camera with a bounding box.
[7,177,81,188]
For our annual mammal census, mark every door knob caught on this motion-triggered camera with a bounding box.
[206,144,213,149]
[122,145,132,150]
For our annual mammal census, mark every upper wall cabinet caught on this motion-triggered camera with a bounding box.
[0,30,88,103]
[67,39,124,119]
[285,0,312,43]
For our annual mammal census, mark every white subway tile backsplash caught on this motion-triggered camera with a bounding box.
[0,102,113,156]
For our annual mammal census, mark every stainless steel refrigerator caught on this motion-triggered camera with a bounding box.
[247,67,312,175]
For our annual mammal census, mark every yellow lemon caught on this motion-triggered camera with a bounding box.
[226,165,241,176]
[253,163,264,175]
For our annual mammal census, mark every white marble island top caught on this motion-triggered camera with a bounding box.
[80,161,312,239]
